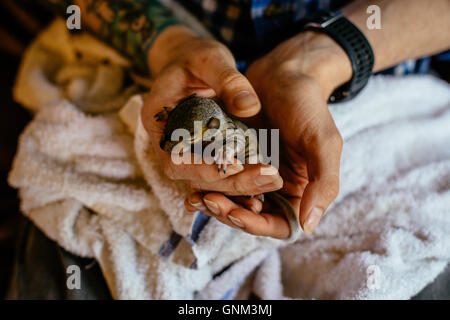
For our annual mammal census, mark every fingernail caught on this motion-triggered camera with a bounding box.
[255,173,282,192]
[303,207,324,235]
[222,163,244,176]
[254,174,277,187]
[204,199,220,215]
[233,91,258,111]
[228,215,244,228]
[259,165,278,176]
[186,207,197,214]
[189,200,207,212]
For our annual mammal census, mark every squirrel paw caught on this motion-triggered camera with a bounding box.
[214,148,235,174]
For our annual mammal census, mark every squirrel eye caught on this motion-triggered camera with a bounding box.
[207,117,220,129]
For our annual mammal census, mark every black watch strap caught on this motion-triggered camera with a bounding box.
[302,11,375,103]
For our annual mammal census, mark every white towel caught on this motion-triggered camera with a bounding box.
[9,19,284,300]
[250,75,450,300]
[8,19,450,300]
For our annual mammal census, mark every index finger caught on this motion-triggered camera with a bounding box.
[190,192,293,239]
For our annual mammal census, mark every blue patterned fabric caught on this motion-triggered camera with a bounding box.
[176,0,448,75]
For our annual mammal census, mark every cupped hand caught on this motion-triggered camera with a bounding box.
[141,26,282,195]
[185,31,352,238]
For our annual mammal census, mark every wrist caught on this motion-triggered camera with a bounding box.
[274,31,353,99]
[148,25,198,76]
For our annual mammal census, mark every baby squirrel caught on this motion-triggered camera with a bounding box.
[157,94,301,242]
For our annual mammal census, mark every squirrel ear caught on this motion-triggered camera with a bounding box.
[207,117,220,129]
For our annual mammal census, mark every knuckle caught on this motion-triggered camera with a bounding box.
[231,178,244,194]
[311,126,343,153]
[192,41,230,64]
[323,177,340,200]
[219,68,243,89]
[325,130,343,151]
[194,48,215,63]
[332,131,344,149]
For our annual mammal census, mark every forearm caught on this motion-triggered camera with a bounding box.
[278,0,450,100]
[342,0,450,73]
[38,0,180,72]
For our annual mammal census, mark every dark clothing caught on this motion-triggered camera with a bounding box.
[7,221,111,300]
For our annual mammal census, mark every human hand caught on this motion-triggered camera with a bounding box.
[141,26,283,197]
[185,31,352,238]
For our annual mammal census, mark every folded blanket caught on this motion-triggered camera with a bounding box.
[8,19,450,300]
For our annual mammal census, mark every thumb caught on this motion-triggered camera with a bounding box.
[299,130,343,235]
[190,49,261,117]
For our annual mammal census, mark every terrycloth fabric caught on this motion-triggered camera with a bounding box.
[8,20,450,300]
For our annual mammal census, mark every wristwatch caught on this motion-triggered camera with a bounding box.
[299,10,375,103]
